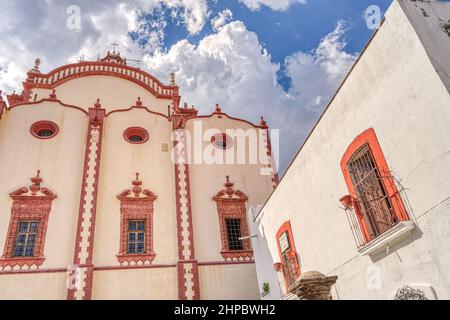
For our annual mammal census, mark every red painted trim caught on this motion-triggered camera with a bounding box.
[24,61,178,100]
[197,260,255,266]
[94,264,176,271]
[276,221,300,291]
[185,112,263,129]
[106,105,170,119]
[211,133,233,150]
[172,116,200,300]
[68,105,105,300]
[340,128,409,242]
[213,177,253,260]
[123,127,150,144]
[116,175,158,265]
[7,98,89,115]
[0,96,6,119]
[0,261,254,275]
[0,172,56,269]
[0,267,68,275]
[30,120,59,139]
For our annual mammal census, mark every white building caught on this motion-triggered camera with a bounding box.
[251,0,450,300]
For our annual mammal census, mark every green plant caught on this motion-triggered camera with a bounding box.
[262,282,270,294]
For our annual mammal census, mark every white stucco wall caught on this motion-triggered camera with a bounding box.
[254,0,450,300]
[92,267,178,299]
[31,75,172,114]
[93,108,178,267]
[199,264,260,300]
[0,101,87,270]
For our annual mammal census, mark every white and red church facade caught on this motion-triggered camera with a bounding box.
[0,51,277,299]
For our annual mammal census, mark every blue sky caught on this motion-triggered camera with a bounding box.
[0,0,394,174]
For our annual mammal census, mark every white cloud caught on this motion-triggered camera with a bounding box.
[0,0,356,172]
[240,0,306,11]
[0,0,209,94]
[285,20,357,112]
[144,20,357,172]
[211,9,233,32]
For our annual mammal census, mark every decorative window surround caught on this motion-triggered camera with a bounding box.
[358,220,415,256]
[116,173,157,265]
[213,176,253,261]
[30,120,59,140]
[275,221,301,291]
[0,171,56,269]
[340,128,411,248]
[123,127,149,144]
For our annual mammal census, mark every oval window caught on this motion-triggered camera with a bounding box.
[123,127,149,144]
[30,121,59,139]
[211,133,233,150]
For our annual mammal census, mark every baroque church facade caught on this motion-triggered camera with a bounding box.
[0,51,277,299]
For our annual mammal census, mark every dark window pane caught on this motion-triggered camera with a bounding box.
[128,243,136,254]
[137,221,145,230]
[14,247,24,257]
[130,135,143,142]
[19,222,29,232]
[16,234,26,244]
[129,221,137,231]
[128,233,136,242]
[225,219,244,251]
[137,233,145,241]
[30,222,39,232]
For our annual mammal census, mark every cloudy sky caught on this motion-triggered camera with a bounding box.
[0,0,392,174]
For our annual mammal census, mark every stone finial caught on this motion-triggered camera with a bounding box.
[170,72,176,86]
[289,271,337,300]
[259,116,268,129]
[49,89,57,100]
[94,98,101,109]
[132,173,143,197]
[30,58,41,73]
[224,176,235,197]
[29,170,42,195]
[214,104,222,114]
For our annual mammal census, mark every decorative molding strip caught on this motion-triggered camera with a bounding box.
[67,100,105,300]
[172,114,200,300]
[259,119,279,189]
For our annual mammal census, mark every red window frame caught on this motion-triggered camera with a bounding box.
[116,174,157,265]
[340,128,409,243]
[0,171,56,269]
[213,176,253,261]
[276,221,301,290]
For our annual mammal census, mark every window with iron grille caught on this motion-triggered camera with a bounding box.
[276,222,301,291]
[341,128,410,248]
[347,144,398,239]
[13,221,39,257]
[280,232,298,289]
[127,220,146,254]
[225,218,244,251]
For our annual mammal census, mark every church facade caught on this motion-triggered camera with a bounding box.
[0,51,277,299]
[250,0,450,300]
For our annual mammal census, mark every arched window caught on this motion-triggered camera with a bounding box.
[275,221,300,290]
[340,128,409,245]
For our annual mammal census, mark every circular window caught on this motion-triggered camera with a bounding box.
[30,121,59,139]
[211,133,233,150]
[123,127,149,144]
